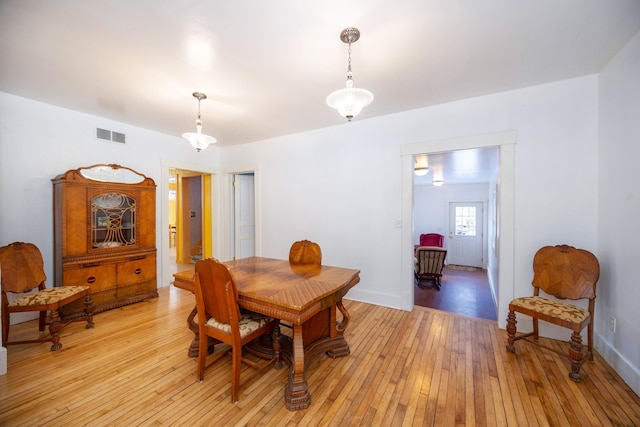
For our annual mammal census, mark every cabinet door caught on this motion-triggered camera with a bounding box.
[63,264,117,308]
[116,255,156,285]
[89,190,138,251]
[116,255,156,300]
[136,188,156,248]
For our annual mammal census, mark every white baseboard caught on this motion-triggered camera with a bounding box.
[345,288,402,311]
[595,332,640,397]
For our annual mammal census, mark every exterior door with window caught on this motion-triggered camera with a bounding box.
[448,202,484,268]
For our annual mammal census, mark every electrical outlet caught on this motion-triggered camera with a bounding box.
[609,315,617,334]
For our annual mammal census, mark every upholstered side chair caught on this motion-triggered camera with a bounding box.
[288,240,322,266]
[194,257,280,403]
[506,244,600,381]
[0,242,94,351]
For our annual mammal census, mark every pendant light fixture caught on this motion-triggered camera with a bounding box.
[414,157,430,176]
[182,92,217,152]
[414,166,430,177]
[326,27,374,121]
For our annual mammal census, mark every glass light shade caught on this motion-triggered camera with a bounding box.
[433,179,444,187]
[182,123,216,152]
[414,166,430,176]
[326,78,374,121]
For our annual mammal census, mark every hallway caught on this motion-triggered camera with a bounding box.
[414,265,497,321]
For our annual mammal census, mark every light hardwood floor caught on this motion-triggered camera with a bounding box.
[1,286,639,426]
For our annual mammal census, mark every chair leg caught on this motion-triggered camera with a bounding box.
[272,324,283,369]
[569,331,584,382]
[83,294,95,328]
[48,310,62,351]
[533,318,539,341]
[231,346,242,403]
[505,311,517,352]
[39,310,47,333]
[1,306,9,347]
[197,329,208,381]
[587,320,594,362]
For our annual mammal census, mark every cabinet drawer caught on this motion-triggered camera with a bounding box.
[117,280,156,300]
[64,264,116,292]
[117,255,156,286]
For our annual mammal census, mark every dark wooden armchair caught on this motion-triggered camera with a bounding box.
[0,242,94,351]
[506,244,600,381]
[194,257,280,403]
[414,246,447,290]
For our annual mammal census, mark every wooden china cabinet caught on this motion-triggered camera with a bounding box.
[52,164,158,319]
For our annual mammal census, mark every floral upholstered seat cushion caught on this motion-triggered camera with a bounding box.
[510,295,589,324]
[205,312,274,338]
[8,286,89,308]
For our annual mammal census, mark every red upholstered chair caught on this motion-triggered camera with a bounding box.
[414,233,444,254]
[420,233,444,247]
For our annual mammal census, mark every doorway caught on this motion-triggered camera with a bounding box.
[400,131,516,327]
[167,168,212,276]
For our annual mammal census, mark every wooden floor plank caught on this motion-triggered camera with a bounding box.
[0,287,639,426]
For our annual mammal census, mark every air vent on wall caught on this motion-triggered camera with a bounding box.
[96,128,126,144]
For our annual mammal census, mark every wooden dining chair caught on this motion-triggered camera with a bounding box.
[194,257,280,403]
[506,244,600,381]
[0,242,94,351]
[281,240,324,330]
[288,240,322,265]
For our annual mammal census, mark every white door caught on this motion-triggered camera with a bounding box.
[447,202,484,268]
[234,174,255,259]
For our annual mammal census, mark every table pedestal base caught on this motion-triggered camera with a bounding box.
[185,306,219,357]
[281,303,351,410]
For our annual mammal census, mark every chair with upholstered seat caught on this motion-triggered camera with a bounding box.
[0,242,94,351]
[506,244,600,382]
[282,240,323,329]
[414,246,447,289]
[414,233,444,254]
[288,240,322,265]
[194,257,280,403]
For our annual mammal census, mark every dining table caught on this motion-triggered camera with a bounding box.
[172,256,360,410]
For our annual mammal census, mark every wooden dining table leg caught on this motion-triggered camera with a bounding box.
[326,299,351,358]
[285,323,311,410]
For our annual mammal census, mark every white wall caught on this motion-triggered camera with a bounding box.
[413,182,490,250]
[2,65,636,393]
[0,92,220,295]
[597,30,640,395]
[221,75,599,315]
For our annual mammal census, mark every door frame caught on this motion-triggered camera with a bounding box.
[401,131,516,329]
[220,166,261,262]
[159,160,217,289]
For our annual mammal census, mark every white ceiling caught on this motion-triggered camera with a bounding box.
[414,148,499,186]
[2,1,639,182]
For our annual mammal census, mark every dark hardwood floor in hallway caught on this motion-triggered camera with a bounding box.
[414,265,497,320]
